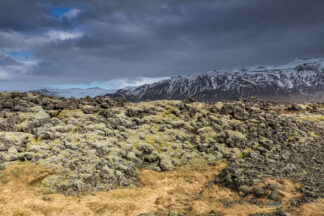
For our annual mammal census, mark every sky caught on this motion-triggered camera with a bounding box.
[0,0,324,91]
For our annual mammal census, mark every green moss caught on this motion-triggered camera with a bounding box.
[240,148,253,159]
[16,117,28,132]
[288,136,294,141]
[56,109,84,119]
[16,117,30,132]
[177,156,209,169]
[309,131,320,137]
[153,105,180,123]
[300,115,324,122]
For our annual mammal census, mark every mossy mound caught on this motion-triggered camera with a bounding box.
[0,92,323,207]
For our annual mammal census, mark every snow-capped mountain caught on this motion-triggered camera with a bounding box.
[32,87,116,98]
[107,58,324,102]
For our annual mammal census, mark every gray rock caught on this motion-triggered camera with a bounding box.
[159,155,174,171]
[81,105,99,114]
[137,143,154,154]
[268,189,279,201]
[268,201,281,207]
[171,120,185,128]
[253,187,268,198]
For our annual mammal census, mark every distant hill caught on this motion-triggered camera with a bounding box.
[31,87,116,98]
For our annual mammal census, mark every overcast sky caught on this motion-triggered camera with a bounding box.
[0,0,324,90]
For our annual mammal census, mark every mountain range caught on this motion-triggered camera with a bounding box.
[33,58,324,102]
[106,58,324,102]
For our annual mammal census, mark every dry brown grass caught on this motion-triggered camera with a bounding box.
[291,199,324,216]
[0,163,323,216]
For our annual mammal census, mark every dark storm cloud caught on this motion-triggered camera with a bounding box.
[0,0,324,90]
[0,53,21,66]
[0,0,75,32]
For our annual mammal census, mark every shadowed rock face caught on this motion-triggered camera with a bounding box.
[107,58,324,102]
[0,92,323,213]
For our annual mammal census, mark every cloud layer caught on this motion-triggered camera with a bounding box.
[1,0,324,90]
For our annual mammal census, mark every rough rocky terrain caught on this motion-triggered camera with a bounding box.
[0,92,323,215]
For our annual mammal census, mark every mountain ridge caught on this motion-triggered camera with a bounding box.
[107,58,324,102]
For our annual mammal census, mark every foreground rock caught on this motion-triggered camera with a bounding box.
[0,92,323,212]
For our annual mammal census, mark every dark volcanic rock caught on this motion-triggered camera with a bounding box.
[0,92,323,207]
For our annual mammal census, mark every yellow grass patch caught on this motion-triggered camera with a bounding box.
[291,199,324,216]
[0,163,323,216]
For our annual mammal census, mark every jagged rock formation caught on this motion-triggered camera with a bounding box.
[0,92,323,215]
[107,58,324,102]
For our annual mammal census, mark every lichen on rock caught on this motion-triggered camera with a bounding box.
[0,92,323,211]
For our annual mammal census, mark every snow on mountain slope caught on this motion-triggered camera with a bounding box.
[107,58,324,102]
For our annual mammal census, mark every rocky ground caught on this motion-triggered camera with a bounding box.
[0,92,323,216]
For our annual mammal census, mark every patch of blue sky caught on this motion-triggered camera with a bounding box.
[51,6,71,18]
[7,51,35,61]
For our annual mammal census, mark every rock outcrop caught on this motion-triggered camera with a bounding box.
[0,92,323,215]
